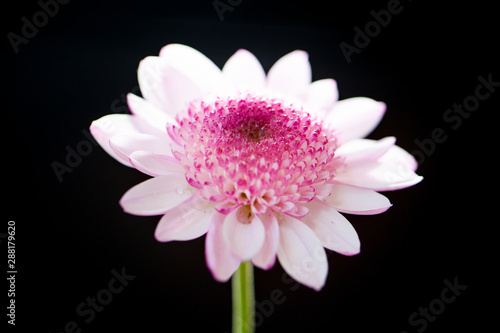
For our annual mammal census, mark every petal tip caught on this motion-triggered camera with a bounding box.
[292,49,309,59]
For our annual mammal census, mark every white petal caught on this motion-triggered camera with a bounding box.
[326,184,392,215]
[267,50,312,98]
[302,199,360,255]
[205,212,241,282]
[336,137,396,165]
[155,192,215,242]
[325,97,386,142]
[313,182,336,200]
[159,44,222,79]
[251,210,279,270]
[222,49,266,90]
[379,144,419,171]
[127,93,175,136]
[129,151,185,177]
[304,79,338,119]
[277,214,328,291]
[223,206,266,261]
[137,56,173,111]
[109,132,173,163]
[89,114,141,167]
[138,56,204,116]
[119,174,195,216]
[159,43,224,95]
[334,161,423,191]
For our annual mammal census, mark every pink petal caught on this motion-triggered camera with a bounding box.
[222,49,266,90]
[302,199,360,255]
[137,56,172,111]
[119,174,195,216]
[223,206,266,261]
[277,214,328,291]
[214,199,240,215]
[251,210,279,270]
[159,43,224,95]
[159,44,222,81]
[304,79,338,119]
[378,144,419,172]
[89,114,140,167]
[267,50,312,98]
[138,57,204,116]
[336,137,396,165]
[285,203,309,218]
[334,161,423,191]
[314,182,336,200]
[109,132,173,163]
[325,184,392,215]
[154,192,215,242]
[129,151,185,177]
[324,97,386,142]
[127,93,176,136]
[205,212,241,282]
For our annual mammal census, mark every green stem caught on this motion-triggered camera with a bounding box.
[231,261,255,333]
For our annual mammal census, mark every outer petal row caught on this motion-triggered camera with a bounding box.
[223,206,266,261]
[335,161,422,191]
[90,98,177,171]
[155,192,216,242]
[222,49,339,119]
[251,210,280,270]
[335,137,423,191]
[119,174,195,216]
[266,50,312,98]
[129,151,184,177]
[138,44,226,117]
[109,133,173,163]
[335,137,396,165]
[148,186,372,290]
[127,93,175,137]
[302,199,360,256]
[325,97,386,143]
[326,184,392,215]
[205,212,241,282]
[277,213,328,291]
[222,49,266,91]
[90,114,139,167]
[205,208,280,281]
[303,79,338,119]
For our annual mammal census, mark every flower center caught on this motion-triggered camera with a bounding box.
[220,106,270,140]
[169,93,341,216]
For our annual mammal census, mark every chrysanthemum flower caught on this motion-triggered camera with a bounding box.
[90,44,422,291]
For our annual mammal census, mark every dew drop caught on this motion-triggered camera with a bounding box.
[175,185,184,195]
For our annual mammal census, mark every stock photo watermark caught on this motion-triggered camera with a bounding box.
[7,0,72,54]
[51,85,139,183]
[51,58,166,183]
[51,129,99,183]
[228,244,333,332]
[400,276,467,333]
[6,221,16,326]
[225,271,299,333]
[110,86,141,113]
[339,0,413,64]
[411,73,498,166]
[212,0,244,21]
[49,267,135,333]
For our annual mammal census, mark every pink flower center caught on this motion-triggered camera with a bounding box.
[169,94,341,217]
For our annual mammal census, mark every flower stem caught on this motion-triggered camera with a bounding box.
[232,261,255,333]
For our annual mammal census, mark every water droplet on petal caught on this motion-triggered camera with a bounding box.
[175,185,184,195]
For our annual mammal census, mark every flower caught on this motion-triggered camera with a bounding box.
[90,44,422,291]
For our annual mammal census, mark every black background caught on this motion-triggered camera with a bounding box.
[3,0,497,332]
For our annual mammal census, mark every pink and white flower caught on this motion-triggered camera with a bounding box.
[90,44,422,291]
